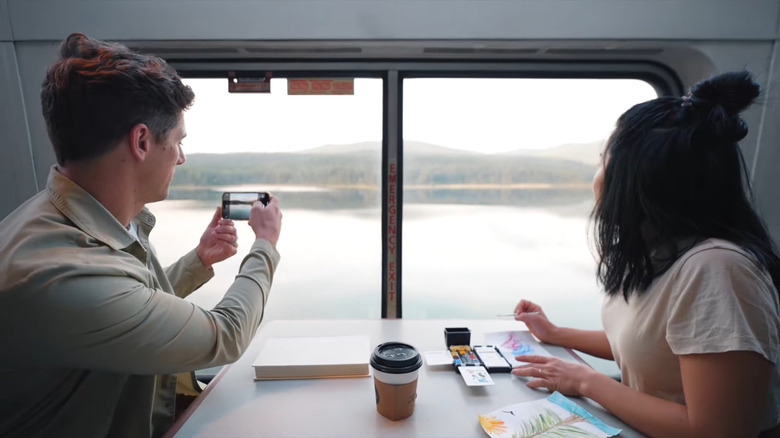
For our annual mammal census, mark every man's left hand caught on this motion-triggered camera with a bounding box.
[196,207,238,270]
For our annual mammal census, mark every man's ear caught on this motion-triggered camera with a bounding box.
[129,123,152,161]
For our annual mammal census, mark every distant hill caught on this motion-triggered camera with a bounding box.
[304,140,478,156]
[172,140,599,208]
[304,139,605,165]
[175,140,598,189]
[302,142,377,154]
[504,140,605,165]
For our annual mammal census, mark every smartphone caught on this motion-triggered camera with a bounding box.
[221,192,270,220]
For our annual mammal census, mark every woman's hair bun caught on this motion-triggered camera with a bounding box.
[689,70,760,115]
[686,70,759,142]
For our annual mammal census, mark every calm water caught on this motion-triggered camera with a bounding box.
[146,196,604,327]
[146,194,618,374]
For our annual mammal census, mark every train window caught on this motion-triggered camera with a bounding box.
[146,77,384,319]
[401,78,657,327]
[146,73,658,341]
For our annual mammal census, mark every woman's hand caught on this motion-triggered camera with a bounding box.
[513,300,559,345]
[511,355,603,396]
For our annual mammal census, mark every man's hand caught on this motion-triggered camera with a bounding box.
[249,195,282,247]
[196,207,239,270]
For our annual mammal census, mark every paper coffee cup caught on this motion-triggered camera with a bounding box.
[370,342,422,421]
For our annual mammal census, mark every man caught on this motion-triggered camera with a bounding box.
[0,33,282,437]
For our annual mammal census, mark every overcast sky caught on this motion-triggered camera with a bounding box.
[180,77,657,155]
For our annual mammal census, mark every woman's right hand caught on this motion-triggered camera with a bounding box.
[514,299,559,345]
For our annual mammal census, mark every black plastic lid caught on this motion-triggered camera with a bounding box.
[370,342,422,374]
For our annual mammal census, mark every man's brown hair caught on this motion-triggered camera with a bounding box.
[41,33,195,165]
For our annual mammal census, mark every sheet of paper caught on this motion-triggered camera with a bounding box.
[458,366,494,386]
[424,350,454,366]
[483,331,554,367]
[479,391,622,437]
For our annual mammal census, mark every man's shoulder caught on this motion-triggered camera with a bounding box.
[0,190,75,245]
[0,193,116,290]
[2,191,56,239]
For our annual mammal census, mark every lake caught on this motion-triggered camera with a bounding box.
[146,194,606,325]
[146,190,619,374]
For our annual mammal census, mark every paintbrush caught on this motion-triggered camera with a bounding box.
[496,311,540,317]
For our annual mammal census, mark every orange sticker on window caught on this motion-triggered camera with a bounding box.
[287,79,354,95]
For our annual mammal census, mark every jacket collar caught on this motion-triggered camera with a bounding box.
[46,166,156,251]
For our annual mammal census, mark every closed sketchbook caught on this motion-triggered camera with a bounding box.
[252,335,371,380]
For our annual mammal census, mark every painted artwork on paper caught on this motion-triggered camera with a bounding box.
[478,392,622,438]
[484,331,553,367]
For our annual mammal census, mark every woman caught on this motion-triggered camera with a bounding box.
[512,71,780,437]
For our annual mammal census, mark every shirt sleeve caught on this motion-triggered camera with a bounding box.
[5,239,280,375]
[164,248,214,298]
[666,246,779,363]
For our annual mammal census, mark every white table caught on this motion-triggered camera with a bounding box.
[167,319,645,437]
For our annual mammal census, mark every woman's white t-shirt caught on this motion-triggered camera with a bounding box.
[602,238,780,431]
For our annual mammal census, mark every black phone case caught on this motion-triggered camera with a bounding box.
[221,192,270,219]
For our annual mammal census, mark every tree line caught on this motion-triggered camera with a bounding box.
[171,151,596,188]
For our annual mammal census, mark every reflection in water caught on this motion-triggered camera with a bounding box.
[168,186,593,210]
[147,192,618,375]
[148,188,602,326]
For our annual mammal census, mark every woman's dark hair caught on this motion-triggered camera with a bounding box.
[40,33,195,165]
[593,70,780,299]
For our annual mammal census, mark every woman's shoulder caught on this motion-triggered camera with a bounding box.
[667,238,777,305]
[662,238,780,369]
[676,238,758,271]
[660,237,776,302]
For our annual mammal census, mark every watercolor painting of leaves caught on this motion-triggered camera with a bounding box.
[512,408,600,438]
[479,393,621,438]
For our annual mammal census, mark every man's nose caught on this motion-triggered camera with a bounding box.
[177,144,186,165]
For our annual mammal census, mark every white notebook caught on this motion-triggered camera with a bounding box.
[251,335,371,380]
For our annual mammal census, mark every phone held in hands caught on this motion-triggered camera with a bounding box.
[221,192,270,220]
